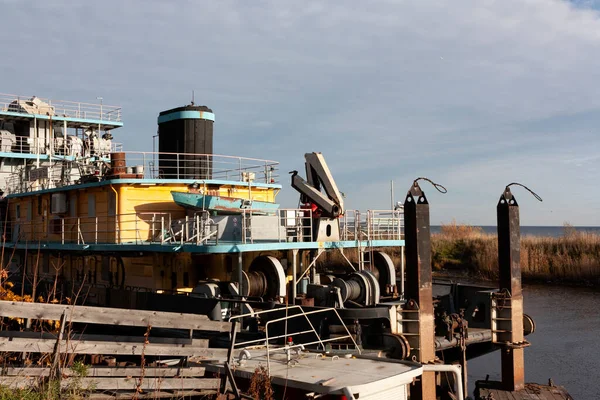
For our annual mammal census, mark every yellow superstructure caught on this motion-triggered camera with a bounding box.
[9,180,278,245]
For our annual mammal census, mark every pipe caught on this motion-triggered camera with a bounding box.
[422,364,465,400]
[292,249,298,301]
[342,387,356,400]
[110,185,119,243]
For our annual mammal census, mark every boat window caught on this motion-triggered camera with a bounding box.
[26,202,32,222]
[16,204,20,219]
[88,194,96,217]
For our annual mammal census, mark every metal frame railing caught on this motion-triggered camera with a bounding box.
[0,93,122,122]
[11,211,221,247]
[367,209,404,240]
[341,209,404,241]
[6,151,280,195]
[0,134,123,159]
[228,306,361,375]
[9,206,402,247]
[141,151,279,183]
[241,208,313,244]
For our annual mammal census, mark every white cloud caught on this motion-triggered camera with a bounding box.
[1,0,600,224]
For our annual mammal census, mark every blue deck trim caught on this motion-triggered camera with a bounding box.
[0,153,99,161]
[6,178,282,198]
[0,110,123,128]
[3,240,404,253]
[158,111,215,124]
[0,152,50,160]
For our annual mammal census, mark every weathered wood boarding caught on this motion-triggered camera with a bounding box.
[0,300,229,395]
[0,300,231,331]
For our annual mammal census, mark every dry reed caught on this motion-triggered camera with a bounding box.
[432,221,600,284]
[319,220,600,285]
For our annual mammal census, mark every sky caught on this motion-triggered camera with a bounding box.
[1,0,600,226]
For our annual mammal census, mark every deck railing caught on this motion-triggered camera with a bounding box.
[241,208,313,244]
[228,306,360,375]
[0,135,122,156]
[132,151,280,183]
[5,151,280,194]
[0,93,122,122]
[10,208,314,246]
[9,207,402,247]
[341,209,404,241]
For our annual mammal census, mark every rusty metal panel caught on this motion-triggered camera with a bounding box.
[404,182,436,400]
[496,186,526,391]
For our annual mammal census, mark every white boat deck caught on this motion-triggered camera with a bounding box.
[202,349,422,398]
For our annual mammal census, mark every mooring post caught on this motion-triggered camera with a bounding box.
[497,187,526,391]
[404,181,436,400]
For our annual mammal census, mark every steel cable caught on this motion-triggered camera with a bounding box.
[505,182,543,202]
[413,177,448,194]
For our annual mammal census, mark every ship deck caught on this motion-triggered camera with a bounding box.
[3,239,405,254]
[202,350,421,397]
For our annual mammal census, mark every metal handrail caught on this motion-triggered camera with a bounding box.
[229,306,360,375]
[0,93,122,122]
[6,150,281,195]
[11,211,220,246]
[241,208,313,244]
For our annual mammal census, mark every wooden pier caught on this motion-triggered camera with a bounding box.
[475,380,574,400]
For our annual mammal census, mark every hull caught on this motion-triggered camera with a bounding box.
[171,191,279,214]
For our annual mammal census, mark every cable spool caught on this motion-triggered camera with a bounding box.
[371,251,396,294]
[331,270,380,305]
[243,255,286,301]
[241,270,268,298]
[346,279,362,301]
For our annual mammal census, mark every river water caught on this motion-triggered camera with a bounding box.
[467,284,600,399]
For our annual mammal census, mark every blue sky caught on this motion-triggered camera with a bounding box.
[2,0,600,225]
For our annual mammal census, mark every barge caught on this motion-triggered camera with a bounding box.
[0,92,559,399]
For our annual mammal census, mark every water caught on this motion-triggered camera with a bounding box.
[467,284,600,399]
[431,225,600,237]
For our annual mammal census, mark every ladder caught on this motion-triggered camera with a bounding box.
[358,211,374,271]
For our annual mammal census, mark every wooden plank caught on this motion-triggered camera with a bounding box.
[0,337,218,356]
[0,376,220,391]
[0,300,231,332]
[522,386,542,400]
[1,366,206,377]
[88,390,217,399]
[79,377,221,391]
[0,331,198,345]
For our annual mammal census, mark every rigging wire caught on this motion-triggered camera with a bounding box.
[413,177,448,194]
[505,182,543,202]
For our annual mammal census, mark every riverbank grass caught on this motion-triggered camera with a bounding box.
[432,221,600,284]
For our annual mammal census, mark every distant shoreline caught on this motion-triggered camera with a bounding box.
[430,225,600,238]
[430,224,600,285]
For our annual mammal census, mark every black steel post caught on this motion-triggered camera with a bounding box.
[404,181,436,400]
[497,187,525,391]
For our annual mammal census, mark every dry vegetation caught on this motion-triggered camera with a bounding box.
[431,220,600,284]
[320,220,600,285]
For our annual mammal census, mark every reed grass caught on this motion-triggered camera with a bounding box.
[432,221,600,284]
[319,220,600,285]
